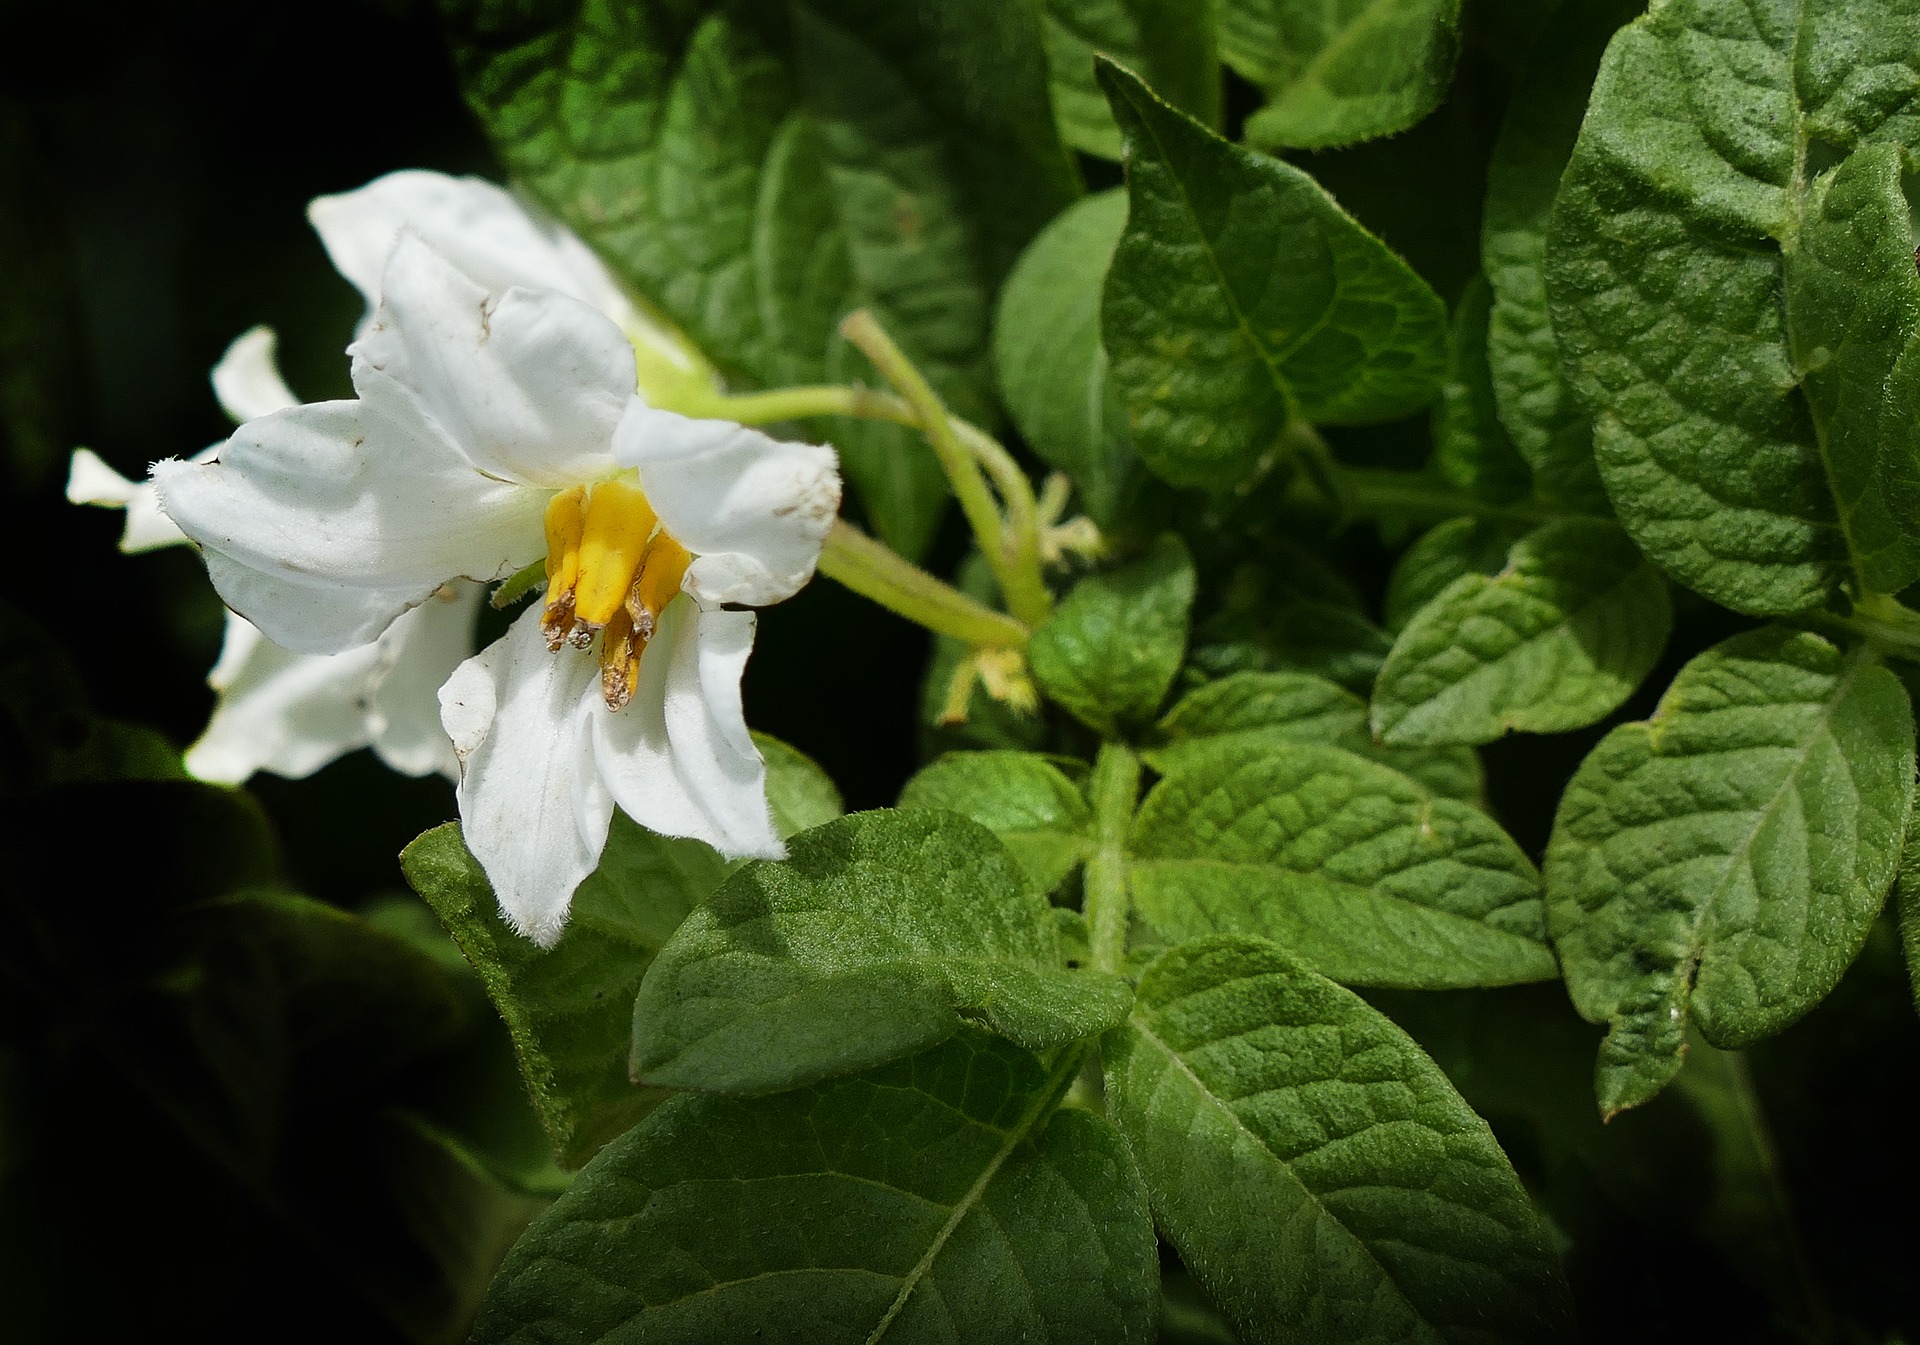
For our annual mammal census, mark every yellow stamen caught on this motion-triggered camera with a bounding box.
[541,486,587,650]
[572,479,660,627]
[599,608,641,711]
[630,535,692,638]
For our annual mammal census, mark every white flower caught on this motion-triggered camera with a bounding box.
[154,236,841,945]
[68,326,477,783]
[308,169,715,406]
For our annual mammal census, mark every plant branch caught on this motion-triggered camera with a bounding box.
[1085,743,1141,975]
[817,519,1028,649]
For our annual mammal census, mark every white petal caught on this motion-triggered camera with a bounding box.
[184,612,380,783]
[365,580,482,778]
[68,447,205,553]
[440,604,613,947]
[211,326,298,423]
[351,234,634,488]
[612,402,840,608]
[152,389,545,653]
[594,599,784,860]
[310,170,622,319]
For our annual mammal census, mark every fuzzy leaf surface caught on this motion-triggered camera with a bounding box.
[1129,743,1553,987]
[1220,0,1464,151]
[1372,519,1672,747]
[1149,670,1483,805]
[899,751,1093,895]
[1545,625,1915,1115]
[1105,935,1574,1345]
[753,731,843,839]
[630,810,1132,1094]
[443,0,1077,558]
[1030,533,1196,733]
[474,1031,1157,1345]
[1546,0,1920,611]
[402,820,721,1167]
[994,189,1134,523]
[1382,517,1523,635]
[1431,276,1531,507]
[1098,60,1448,489]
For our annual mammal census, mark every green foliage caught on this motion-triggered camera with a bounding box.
[1098,59,1449,489]
[630,810,1132,1094]
[994,190,1134,524]
[1029,533,1196,733]
[1480,0,1638,513]
[1105,935,1574,1344]
[1219,0,1463,151]
[1040,0,1222,158]
[473,1029,1157,1344]
[753,730,844,838]
[402,819,721,1168]
[1150,669,1484,803]
[1431,276,1531,507]
[898,750,1093,893]
[1546,0,1920,612]
[442,0,1077,558]
[1129,741,1555,987]
[1372,518,1673,747]
[1382,516,1521,634]
[1546,626,1915,1114]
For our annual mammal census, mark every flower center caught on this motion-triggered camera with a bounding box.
[541,479,692,710]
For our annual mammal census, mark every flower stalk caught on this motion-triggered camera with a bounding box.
[1084,742,1141,975]
[817,519,1028,649]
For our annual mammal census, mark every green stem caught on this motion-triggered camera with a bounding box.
[1338,466,1599,528]
[838,311,1053,628]
[676,383,906,427]
[1084,743,1141,975]
[1836,592,1920,658]
[817,519,1028,649]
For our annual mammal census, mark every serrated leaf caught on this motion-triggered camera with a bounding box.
[1382,516,1523,634]
[752,730,842,840]
[1545,625,1915,1115]
[402,819,724,1168]
[443,0,1077,558]
[1220,0,1464,151]
[473,1030,1157,1345]
[1030,533,1196,732]
[1372,518,1672,747]
[1129,742,1553,987]
[1546,0,1920,612]
[1431,275,1532,507]
[631,810,1133,1094]
[1041,0,1222,159]
[1098,60,1449,489]
[899,751,1093,894]
[1480,0,1639,512]
[1149,670,1483,804]
[1784,141,1920,593]
[993,190,1135,523]
[1105,935,1574,1345]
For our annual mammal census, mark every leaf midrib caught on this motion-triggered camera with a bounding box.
[863,1047,1081,1343]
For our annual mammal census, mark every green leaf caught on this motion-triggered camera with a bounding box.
[1129,742,1554,987]
[1030,533,1196,732]
[1149,670,1484,805]
[1041,0,1222,158]
[1546,0,1920,612]
[1382,516,1522,634]
[752,730,843,840]
[1784,141,1920,593]
[1431,275,1532,507]
[1372,518,1673,747]
[402,819,725,1168]
[993,190,1135,524]
[443,0,1078,559]
[1219,0,1464,151]
[1900,800,1920,1014]
[1480,0,1638,512]
[1105,935,1574,1345]
[1545,625,1915,1115]
[1098,59,1449,489]
[630,810,1133,1094]
[898,751,1093,894]
[473,1030,1157,1345]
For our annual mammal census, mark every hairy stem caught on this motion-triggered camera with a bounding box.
[817,519,1028,649]
[1085,743,1141,975]
[1338,466,1600,528]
